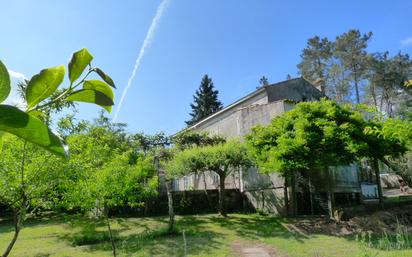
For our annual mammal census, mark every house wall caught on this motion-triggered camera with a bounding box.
[193,90,268,137]
[172,170,241,192]
[171,78,360,215]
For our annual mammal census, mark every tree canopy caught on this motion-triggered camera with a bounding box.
[185,74,223,126]
[167,140,253,216]
[246,99,410,177]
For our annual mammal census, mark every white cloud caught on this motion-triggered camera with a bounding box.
[401,37,412,47]
[7,69,27,80]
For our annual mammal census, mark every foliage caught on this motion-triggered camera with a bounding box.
[0,48,115,157]
[334,30,372,104]
[167,140,253,215]
[246,99,410,177]
[297,36,333,83]
[172,130,226,150]
[53,117,159,212]
[368,52,412,117]
[356,223,412,251]
[0,135,64,212]
[133,131,170,154]
[298,29,412,116]
[185,74,223,126]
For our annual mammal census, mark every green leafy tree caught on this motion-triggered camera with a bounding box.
[246,99,410,214]
[185,75,223,126]
[172,130,226,150]
[53,117,158,257]
[133,132,170,155]
[65,152,158,257]
[0,48,115,257]
[167,140,253,216]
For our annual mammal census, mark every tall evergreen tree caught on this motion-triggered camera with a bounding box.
[334,30,372,104]
[297,36,333,83]
[259,76,269,86]
[185,75,223,126]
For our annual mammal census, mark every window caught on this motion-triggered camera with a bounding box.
[212,172,219,185]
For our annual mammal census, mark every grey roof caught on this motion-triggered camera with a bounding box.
[176,77,323,134]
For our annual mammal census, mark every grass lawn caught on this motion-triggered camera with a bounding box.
[0,213,411,257]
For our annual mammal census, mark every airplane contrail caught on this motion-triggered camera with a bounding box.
[113,0,170,121]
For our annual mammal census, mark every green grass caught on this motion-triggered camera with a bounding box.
[1,213,412,257]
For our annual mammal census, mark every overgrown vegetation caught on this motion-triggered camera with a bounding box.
[0,48,115,257]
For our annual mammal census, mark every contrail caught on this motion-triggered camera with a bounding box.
[113,0,170,121]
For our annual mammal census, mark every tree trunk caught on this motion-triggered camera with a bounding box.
[2,210,22,257]
[353,67,360,104]
[165,180,175,233]
[105,208,117,257]
[370,83,378,108]
[372,158,384,207]
[202,172,214,210]
[325,166,334,219]
[3,142,28,257]
[283,179,289,216]
[290,173,297,216]
[218,172,227,217]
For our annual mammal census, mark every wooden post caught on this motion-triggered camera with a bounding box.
[309,174,314,215]
[165,180,175,233]
[291,173,297,216]
[218,172,227,216]
[283,178,289,216]
[326,167,334,219]
[372,158,384,207]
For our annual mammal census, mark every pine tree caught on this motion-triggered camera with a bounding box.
[297,36,333,83]
[259,76,269,86]
[334,30,372,104]
[185,75,223,126]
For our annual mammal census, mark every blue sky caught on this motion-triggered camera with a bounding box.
[1,0,412,135]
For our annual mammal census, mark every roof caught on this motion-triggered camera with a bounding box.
[174,77,321,135]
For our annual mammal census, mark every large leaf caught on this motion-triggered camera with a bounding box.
[68,48,93,84]
[66,89,114,112]
[83,80,114,101]
[0,60,11,103]
[94,68,116,88]
[26,65,65,109]
[0,104,67,157]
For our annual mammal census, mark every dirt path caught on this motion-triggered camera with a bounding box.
[232,241,286,257]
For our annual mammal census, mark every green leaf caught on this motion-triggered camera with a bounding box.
[94,68,116,88]
[68,48,93,84]
[26,65,65,109]
[83,80,114,102]
[0,60,11,103]
[0,104,67,157]
[66,89,114,112]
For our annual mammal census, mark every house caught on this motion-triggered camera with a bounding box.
[171,77,362,216]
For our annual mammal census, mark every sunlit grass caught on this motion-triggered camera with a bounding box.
[0,213,412,257]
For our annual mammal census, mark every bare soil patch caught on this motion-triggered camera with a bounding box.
[288,204,412,236]
[232,240,287,257]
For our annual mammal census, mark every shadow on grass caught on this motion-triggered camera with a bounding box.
[206,214,307,242]
[57,215,227,256]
